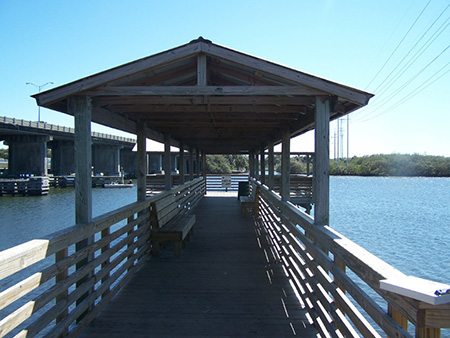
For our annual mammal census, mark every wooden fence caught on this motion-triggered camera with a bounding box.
[0,178,205,338]
[252,179,450,338]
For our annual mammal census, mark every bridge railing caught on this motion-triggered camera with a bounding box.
[0,177,205,338]
[0,116,135,143]
[252,179,450,338]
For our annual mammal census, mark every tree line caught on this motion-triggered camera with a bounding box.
[206,153,450,177]
[330,154,450,177]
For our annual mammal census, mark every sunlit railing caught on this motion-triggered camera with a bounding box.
[251,178,450,338]
[0,178,204,337]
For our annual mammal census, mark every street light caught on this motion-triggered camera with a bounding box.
[26,82,54,122]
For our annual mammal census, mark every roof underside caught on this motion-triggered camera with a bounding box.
[33,38,373,154]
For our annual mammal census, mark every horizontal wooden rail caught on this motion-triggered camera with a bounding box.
[0,177,205,338]
[251,178,450,338]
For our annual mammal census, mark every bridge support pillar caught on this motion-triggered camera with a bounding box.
[50,140,75,175]
[4,134,51,176]
[92,144,121,176]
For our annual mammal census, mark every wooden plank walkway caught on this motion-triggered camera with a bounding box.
[80,194,317,337]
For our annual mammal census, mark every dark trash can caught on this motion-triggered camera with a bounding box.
[238,181,249,200]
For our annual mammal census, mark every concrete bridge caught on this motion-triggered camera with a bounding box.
[0,116,136,177]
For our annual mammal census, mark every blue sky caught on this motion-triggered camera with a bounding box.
[1,1,449,156]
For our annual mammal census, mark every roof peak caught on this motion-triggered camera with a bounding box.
[190,36,212,44]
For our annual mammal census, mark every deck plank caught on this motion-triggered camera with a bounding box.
[80,195,317,337]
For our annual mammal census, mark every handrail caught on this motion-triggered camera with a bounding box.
[251,178,450,338]
[0,177,205,337]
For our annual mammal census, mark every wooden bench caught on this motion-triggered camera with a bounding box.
[150,194,196,257]
[240,186,260,217]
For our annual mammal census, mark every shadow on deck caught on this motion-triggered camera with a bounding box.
[80,194,317,337]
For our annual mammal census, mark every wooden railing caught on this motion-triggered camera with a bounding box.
[252,179,450,338]
[0,177,205,338]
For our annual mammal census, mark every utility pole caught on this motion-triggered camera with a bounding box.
[347,115,350,169]
[336,119,340,168]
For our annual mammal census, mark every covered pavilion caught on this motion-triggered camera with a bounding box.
[33,36,373,226]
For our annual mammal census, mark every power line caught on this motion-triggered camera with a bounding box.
[365,0,432,90]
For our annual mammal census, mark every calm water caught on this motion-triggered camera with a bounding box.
[1,177,449,335]
[1,176,448,282]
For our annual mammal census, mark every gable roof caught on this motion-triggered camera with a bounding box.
[33,37,373,154]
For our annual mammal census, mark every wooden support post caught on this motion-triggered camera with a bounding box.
[189,146,194,181]
[268,143,274,190]
[387,304,408,335]
[179,142,185,185]
[281,127,290,202]
[70,95,93,321]
[196,149,200,178]
[136,122,147,201]
[314,96,330,225]
[416,310,441,338]
[306,154,311,176]
[164,134,172,190]
[260,145,266,185]
[202,151,207,194]
[71,95,92,224]
[255,151,260,181]
[249,151,255,179]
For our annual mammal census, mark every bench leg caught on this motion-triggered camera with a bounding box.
[174,241,182,257]
[152,239,161,257]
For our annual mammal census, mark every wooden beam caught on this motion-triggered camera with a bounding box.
[281,126,290,201]
[34,42,203,106]
[136,123,147,201]
[314,96,330,225]
[94,95,315,106]
[85,85,326,97]
[200,42,374,105]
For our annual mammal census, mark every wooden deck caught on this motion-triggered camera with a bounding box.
[80,194,317,337]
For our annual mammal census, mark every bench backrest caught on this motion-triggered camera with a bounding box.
[150,195,184,231]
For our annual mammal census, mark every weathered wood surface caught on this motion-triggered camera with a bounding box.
[79,196,317,337]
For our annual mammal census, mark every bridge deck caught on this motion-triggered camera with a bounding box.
[80,193,317,337]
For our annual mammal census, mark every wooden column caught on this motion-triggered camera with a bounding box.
[202,151,207,194]
[255,151,260,181]
[281,127,290,201]
[70,95,93,319]
[248,151,255,179]
[268,142,274,190]
[314,96,330,225]
[189,146,194,181]
[164,134,172,190]
[196,149,200,177]
[179,142,185,185]
[260,145,266,185]
[136,123,147,201]
[71,95,92,224]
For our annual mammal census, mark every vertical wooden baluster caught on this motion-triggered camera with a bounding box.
[101,226,110,299]
[55,248,68,337]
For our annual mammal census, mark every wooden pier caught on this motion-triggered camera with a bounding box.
[80,194,316,337]
[2,37,447,337]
